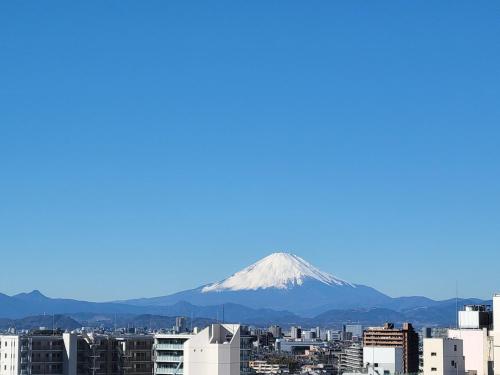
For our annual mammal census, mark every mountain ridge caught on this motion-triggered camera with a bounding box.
[0,253,489,326]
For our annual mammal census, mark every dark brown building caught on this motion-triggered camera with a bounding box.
[363,322,419,374]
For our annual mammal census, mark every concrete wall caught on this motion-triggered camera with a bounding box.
[448,328,490,375]
[184,324,240,375]
[363,346,403,374]
[62,333,77,375]
[424,338,465,375]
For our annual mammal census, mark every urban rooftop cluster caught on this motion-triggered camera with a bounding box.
[1,294,500,375]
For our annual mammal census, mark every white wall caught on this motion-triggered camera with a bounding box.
[448,328,489,375]
[63,333,77,375]
[0,336,20,375]
[363,346,403,374]
[184,324,240,375]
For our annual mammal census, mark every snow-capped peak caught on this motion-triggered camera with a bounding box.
[202,252,354,293]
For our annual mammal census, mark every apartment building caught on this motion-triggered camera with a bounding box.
[363,322,419,374]
[77,333,119,375]
[0,330,77,375]
[339,342,363,373]
[115,335,153,375]
[153,333,192,375]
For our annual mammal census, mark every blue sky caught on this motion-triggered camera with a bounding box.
[0,1,499,301]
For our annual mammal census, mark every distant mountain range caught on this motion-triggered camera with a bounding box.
[0,252,489,328]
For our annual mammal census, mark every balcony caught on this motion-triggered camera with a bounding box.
[155,344,184,350]
[155,356,183,363]
[155,368,183,375]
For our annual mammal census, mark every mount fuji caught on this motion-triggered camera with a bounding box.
[124,252,392,315]
[0,253,487,325]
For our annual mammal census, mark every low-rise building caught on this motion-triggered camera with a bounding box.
[423,337,465,375]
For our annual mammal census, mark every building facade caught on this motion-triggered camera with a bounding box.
[339,342,363,373]
[363,346,403,375]
[423,338,465,375]
[183,324,240,375]
[363,322,419,374]
[153,333,191,375]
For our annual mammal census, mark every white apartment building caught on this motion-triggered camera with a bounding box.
[152,324,241,375]
[423,338,465,375]
[0,332,78,375]
[153,333,192,375]
[363,346,403,375]
[183,324,240,375]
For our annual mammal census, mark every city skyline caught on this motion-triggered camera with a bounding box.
[1,0,499,301]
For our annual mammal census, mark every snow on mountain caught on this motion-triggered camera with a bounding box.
[202,252,354,292]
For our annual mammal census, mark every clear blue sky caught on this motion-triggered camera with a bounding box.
[1,1,499,302]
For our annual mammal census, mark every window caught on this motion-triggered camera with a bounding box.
[431,368,437,371]
[452,360,456,367]
[431,352,437,356]
[454,345,457,351]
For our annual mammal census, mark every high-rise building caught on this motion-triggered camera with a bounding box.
[268,326,281,339]
[290,327,301,340]
[239,326,253,375]
[363,322,419,374]
[343,324,363,339]
[174,317,187,334]
[326,330,341,342]
[423,338,465,375]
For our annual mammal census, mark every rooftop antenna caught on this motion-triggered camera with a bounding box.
[222,304,225,324]
[455,281,459,329]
